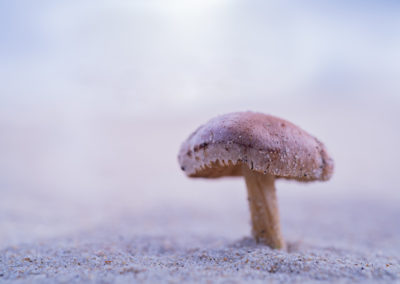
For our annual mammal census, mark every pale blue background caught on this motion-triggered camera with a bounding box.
[0,1,399,218]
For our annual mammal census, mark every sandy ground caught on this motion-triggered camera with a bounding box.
[1,194,399,283]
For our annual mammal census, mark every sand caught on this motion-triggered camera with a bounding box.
[1,196,399,283]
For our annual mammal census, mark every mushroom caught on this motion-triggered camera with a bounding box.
[178,111,334,249]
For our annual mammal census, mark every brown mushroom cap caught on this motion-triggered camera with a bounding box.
[178,111,334,181]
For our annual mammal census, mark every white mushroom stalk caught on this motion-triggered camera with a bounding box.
[243,166,284,249]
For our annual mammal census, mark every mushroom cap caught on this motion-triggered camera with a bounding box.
[178,112,334,181]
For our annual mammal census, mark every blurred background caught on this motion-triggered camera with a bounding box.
[1,1,399,245]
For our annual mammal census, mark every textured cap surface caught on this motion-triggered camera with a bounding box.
[178,112,333,181]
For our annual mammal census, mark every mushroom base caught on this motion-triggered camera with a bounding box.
[243,167,285,249]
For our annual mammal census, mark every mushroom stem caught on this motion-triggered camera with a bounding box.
[243,166,285,249]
